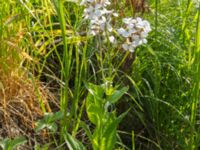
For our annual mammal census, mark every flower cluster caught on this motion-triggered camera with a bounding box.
[80,1,151,52]
[80,0,118,36]
[117,17,151,53]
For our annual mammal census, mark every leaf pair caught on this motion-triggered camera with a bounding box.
[35,111,64,132]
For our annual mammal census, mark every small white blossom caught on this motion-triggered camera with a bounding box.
[109,35,115,43]
[80,0,94,5]
[117,28,130,38]
[101,0,111,7]
[81,0,118,36]
[113,12,118,17]
[117,17,151,53]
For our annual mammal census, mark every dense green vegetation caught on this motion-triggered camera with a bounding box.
[0,0,200,149]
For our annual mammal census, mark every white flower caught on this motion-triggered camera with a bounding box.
[83,5,103,20]
[80,0,94,5]
[109,36,115,43]
[117,28,130,38]
[113,13,118,17]
[122,43,134,53]
[101,0,111,7]
[81,0,118,36]
[117,17,151,52]
[122,18,133,24]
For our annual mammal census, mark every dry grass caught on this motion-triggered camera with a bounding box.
[0,12,59,148]
[0,68,58,148]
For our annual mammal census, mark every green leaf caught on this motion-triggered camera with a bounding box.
[80,121,101,150]
[101,129,116,150]
[45,111,64,122]
[101,117,118,150]
[86,103,103,125]
[46,123,58,132]
[101,109,130,150]
[107,87,129,104]
[35,121,58,132]
[64,133,86,150]
[0,136,27,150]
[86,88,104,126]
[116,109,130,124]
[0,138,9,150]
[35,111,63,132]
[85,82,105,99]
[9,136,27,150]
[86,93,96,105]
[35,120,47,132]
[80,121,93,141]
[34,143,51,150]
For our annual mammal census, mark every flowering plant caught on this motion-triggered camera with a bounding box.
[80,0,118,37]
[117,17,151,53]
[80,0,151,53]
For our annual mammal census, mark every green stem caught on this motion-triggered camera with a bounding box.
[57,0,70,143]
[190,4,200,149]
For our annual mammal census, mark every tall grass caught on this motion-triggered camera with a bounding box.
[190,2,200,149]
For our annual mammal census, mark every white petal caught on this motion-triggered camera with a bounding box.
[94,9,102,17]
[95,4,102,9]
[102,0,111,6]
[136,22,144,28]
[101,8,112,14]
[128,28,136,34]
[143,39,147,44]
[100,23,105,30]
[117,28,130,37]
[80,0,86,5]
[117,28,125,34]
[131,40,140,47]
[101,16,106,22]
[131,34,140,40]
[122,31,130,37]
[129,48,135,53]
[107,23,113,32]
[109,36,115,43]
[122,43,129,50]
[140,32,148,38]
[113,13,118,17]
[89,30,97,36]
[87,6,94,12]
[127,23,134,29]
[136,17,142,22]
[122,18,132,24]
